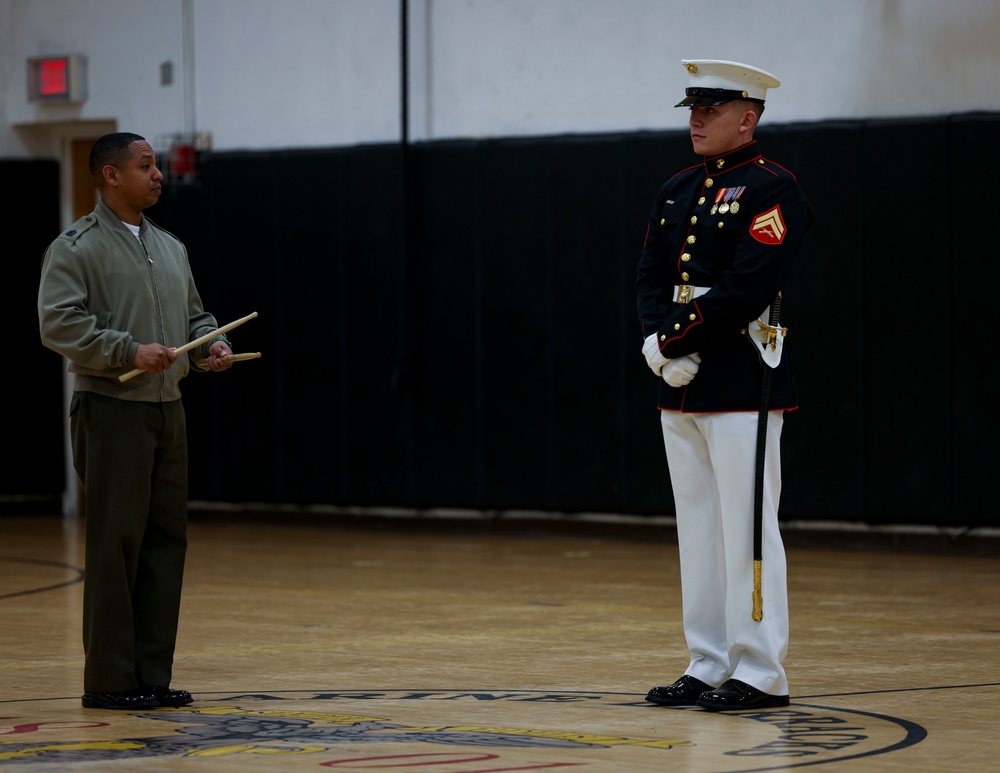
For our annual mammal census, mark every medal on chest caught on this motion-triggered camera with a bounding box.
[710,185,746,215]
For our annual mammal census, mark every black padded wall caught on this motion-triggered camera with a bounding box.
[14,114,1000,528]
[411,141,482,506]
[4,159,63,512]
[948,114,997,525]
[159,147,412,507]
[152,117,1000,527]
[860,118,953,524]
[761,121,867,523]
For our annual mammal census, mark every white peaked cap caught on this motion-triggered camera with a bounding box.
[675,59,781,107]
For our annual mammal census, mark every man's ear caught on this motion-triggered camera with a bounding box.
[739,108,758,134]
[102,164,120,187]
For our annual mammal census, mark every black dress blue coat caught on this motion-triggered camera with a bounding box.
[636,139,812,412]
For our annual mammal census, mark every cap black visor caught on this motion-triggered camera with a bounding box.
[674,87,764,108]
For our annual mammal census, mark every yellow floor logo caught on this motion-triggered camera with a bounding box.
[0,689,926,771]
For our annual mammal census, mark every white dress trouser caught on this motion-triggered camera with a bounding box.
[660,410,789,696]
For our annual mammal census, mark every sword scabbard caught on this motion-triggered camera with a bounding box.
[750,292,782,623]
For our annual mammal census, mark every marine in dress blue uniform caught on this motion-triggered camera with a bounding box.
[637,60,812,711]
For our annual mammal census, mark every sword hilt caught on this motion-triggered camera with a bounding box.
[762,292,786,350]
[769,291,782,325]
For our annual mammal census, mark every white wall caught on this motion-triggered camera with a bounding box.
[3,0,1000,159]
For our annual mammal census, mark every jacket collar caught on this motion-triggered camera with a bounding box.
[95,196,148,236]
[702,140,761,176]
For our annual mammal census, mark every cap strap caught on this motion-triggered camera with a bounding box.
[686,86,750,100]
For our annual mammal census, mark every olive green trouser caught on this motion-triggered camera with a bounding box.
[71,391,188,692]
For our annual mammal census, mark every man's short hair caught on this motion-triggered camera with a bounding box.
[89,132,146,179]
[742,99,765,119]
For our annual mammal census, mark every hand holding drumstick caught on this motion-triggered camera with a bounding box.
[119,311,259,383]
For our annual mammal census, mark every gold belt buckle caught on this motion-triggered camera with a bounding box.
[676,284,694,304]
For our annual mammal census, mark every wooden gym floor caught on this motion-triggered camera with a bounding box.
[1,511,998,772]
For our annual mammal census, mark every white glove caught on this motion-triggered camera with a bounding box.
[642,333,669,376]
[661,353,702,388]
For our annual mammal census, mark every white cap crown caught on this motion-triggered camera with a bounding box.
[676,59,780,107]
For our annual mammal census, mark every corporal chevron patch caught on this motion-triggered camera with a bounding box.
[750,205,786,245]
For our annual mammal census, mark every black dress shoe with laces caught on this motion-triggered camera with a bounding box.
[148,685,193,707]
[646,675,713,706]
[696,679,789,711]
[81,688,158,710]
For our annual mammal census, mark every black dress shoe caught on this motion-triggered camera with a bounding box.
[696,679,790,711]
[148,685,193,707]
[646,675,713,706]
[81,688,157,710]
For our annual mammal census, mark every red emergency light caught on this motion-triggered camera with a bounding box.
[27,55,87,103]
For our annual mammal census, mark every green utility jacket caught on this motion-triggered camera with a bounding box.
[38,197,218,402]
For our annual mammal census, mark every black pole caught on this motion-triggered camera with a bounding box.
[396,0,417,497]
[397,0,415,367]
[398,0,415,375]
[401,0,409,149]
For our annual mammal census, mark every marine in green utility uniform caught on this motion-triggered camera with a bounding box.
[38,132,234,711]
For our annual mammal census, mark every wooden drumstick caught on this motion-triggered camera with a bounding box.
[221,352,262,363]
[118,311,258,383]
